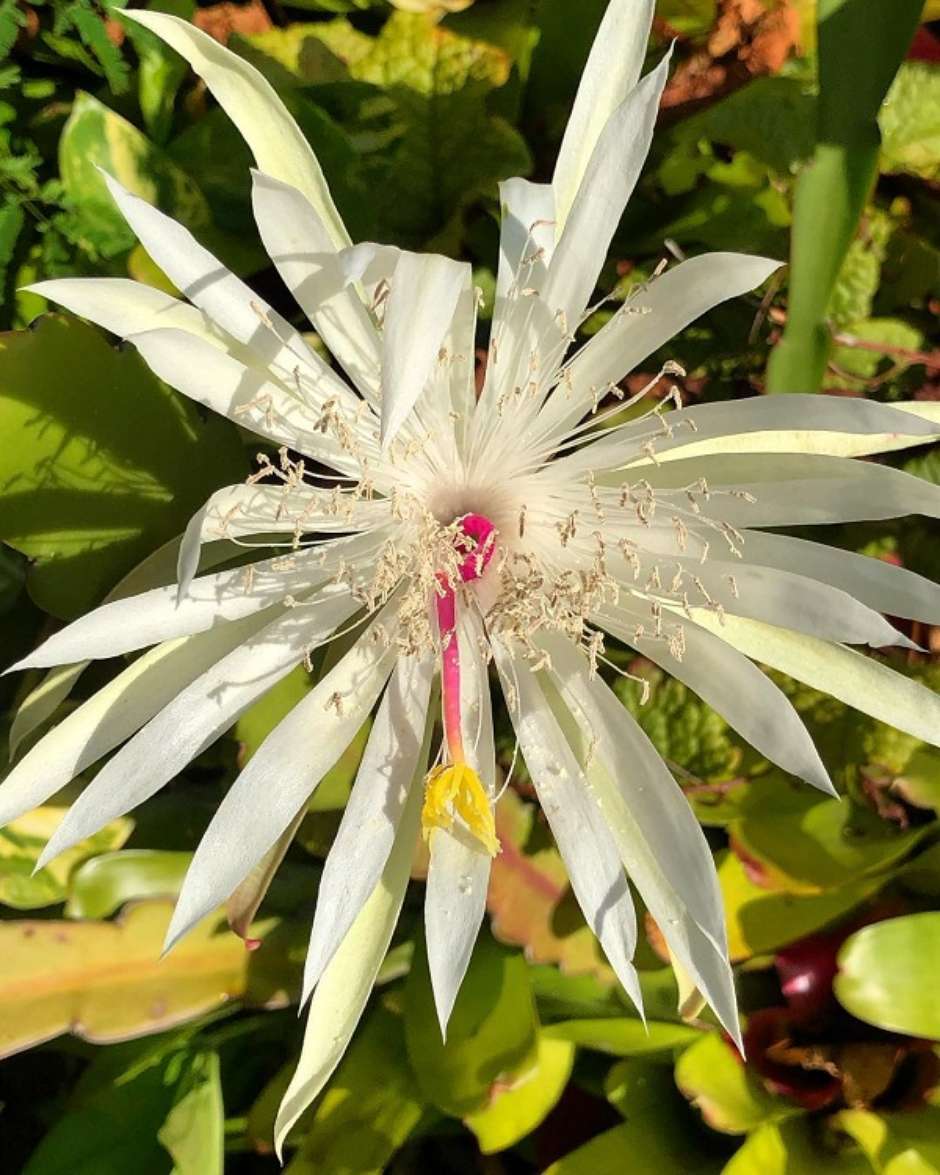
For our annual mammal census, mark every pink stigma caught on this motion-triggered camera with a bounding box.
[454,513,497,583]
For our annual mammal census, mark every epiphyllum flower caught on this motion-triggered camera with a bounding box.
[4,0,940,1148]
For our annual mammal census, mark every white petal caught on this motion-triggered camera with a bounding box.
[0,611,271,829]
[302,655,434,998]
[164,611,399,950]
[541,253,782,438]
[424,608,496,1035]
[250,171,382,404]
[737,530,940,625]
[177,483,389,598]
[381,251,467,448]
[127,327,366,475]
[597,605,833,794]
[121,9,351,250]
[273,773,423,1159]
[26,278,221,345]
[9,544,370,668]
[36,597,356,868]
[645,557,915,649]
[538,634,740,1047]
[496,178,556,304]
[425,829,492,1038]
[541,49,672,331]
[685,611,940,750]
[552,0,656,232]
[637,452,940,527]
[492,641,643,1014]
[573,392,940,476]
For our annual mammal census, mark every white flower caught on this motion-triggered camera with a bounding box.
[4,0,940,1149]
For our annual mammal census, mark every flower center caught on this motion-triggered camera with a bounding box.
[421,513,499,857]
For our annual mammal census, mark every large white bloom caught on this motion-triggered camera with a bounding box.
[5,0,940,1148]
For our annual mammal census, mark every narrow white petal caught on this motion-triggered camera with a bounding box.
[250,171,382,404]
[571,393,940,477]
[541,253,782,437]
[381,252,467,448]
[598,605,833,795]
[636,452,940,527]
[425,829,492,1037]
[643,558,915,649]
[273,775,423,1158]
[302,655,434,998]
[121,9,351,250]
[496,178,556,303]
[425,609,495,1035]
[9,542,373,668]
[36,598,355,868]
[177,483,389,598]
[493,642,643,1014]
[538,634,740,1046]
[685,611,940,750]
[164,611,399,949]
[541,49,672,330]
[552,0,656,232]
[0,612,272,829]
[127,327,366,475]
[26,278,220,345]
[737,530,940,625]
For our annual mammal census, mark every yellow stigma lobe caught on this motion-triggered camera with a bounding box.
[421,763,499,857]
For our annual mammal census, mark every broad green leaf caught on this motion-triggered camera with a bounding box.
[730,786,926,895]
[0,900,296,1057]
[834,913,940,1040]
[831,318,924,381]
[723,1119,873,1175]
[879,62,940,182]
[286,1004,425,1173]
[528,965,625,1022]
[719,851,880,962]
[543,1018,700,1057]
[65,849,192,919]
[766,0,923,392]
[157,1049,224,1175]
[465,1032,574,1155]
[59,90,209,258]
[675,1033,792,1136]
[0,806,133,910]
[548,1057,723,1173]
[836,1106,940,1175]
[404,929,539,1117]
[0,314,245,617]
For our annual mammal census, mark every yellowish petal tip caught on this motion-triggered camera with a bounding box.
[421,763,499,857]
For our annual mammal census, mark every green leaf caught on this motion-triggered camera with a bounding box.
[719,851,880,963]
[157,1050,224,1175]
[121,0,195,146]
[65,849,192,919]
[59,90,209,258]
[465,1032,574,1155]
[0,314,245,617]
[834,913,940,1040]
[404,929,539,1117]
[836,1106,940,1175]
[879,62,940,182]
[766,0,923,393]
[543,1018,700,1057]
[723,1119,873,1175]
[0,806,133,911]
[286,1003,425,1173]
[831,317,924,381]
[675,1033,792,1136]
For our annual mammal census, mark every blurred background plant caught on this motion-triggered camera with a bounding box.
[1,0,940,1171]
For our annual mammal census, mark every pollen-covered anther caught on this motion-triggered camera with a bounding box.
[421,763,499,856]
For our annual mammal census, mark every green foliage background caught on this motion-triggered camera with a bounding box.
[2,0,940,1171]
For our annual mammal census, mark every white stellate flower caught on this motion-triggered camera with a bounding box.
[4,0,940,1149]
